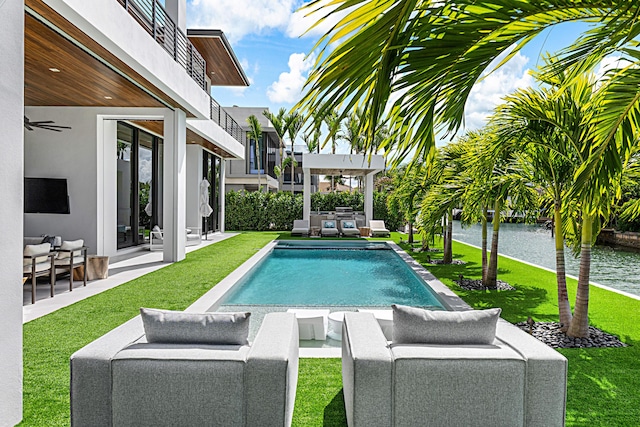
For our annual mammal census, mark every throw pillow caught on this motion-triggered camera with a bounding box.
[343,221,355,229]
[57,239,84,259]
[140,308,251,345]
[392,304,501,345]
[323,221,335,228]
[23,243,52,267]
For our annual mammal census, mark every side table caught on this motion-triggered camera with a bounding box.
[358,226,371,237]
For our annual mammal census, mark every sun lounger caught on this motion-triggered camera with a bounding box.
[369,220,390,237]
[340,220,361,237]
[291,220,310,236]
[321,220,339,237]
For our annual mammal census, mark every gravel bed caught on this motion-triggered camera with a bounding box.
[428,259,467,265]
[515,321,627,349]
[454,278,515,290]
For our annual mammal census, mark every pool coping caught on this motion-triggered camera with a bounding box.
[185,239,472,358]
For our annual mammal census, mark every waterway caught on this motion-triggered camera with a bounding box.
[452,221,640,297]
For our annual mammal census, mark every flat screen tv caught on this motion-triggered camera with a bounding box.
[24,177,70,214]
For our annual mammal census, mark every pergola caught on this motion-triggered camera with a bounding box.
[302,153,385,224]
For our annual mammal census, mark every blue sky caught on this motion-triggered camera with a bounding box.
[185,1,602,148]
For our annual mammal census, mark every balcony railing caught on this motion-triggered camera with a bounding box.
[210,97,246,145]
[117,0,206,90]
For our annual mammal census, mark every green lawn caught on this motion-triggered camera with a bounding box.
[21,232,640,426]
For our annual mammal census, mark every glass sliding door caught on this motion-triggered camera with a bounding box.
[116,122,162,249]
[202,150,221,235]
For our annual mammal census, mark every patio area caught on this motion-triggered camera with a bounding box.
[23,233,237,323]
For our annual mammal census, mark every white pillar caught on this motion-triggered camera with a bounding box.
[303,168,311,222]
[0,0,24,423]
[165,0,187,33]
[219,159,226,232]
[364,172,374,225]
[163,109,187,262]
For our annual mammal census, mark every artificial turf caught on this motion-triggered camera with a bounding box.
[20,232,640,426]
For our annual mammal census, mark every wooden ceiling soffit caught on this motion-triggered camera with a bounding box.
[24,1,196,116]
[187,29,249,87]
[129,120,238,158]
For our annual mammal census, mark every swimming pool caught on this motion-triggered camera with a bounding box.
[220,240,446,309]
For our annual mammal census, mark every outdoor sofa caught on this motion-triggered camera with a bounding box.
[70,311,299,427]
[341,307,567,427]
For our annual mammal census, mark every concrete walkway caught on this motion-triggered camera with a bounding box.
[23,233,238,323]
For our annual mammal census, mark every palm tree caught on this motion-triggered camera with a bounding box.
[246,115,263,192]
[491,70,630,337]
[297,1,640,172]
[323,110,343,192]
[263,108,287,191]
[285,111,304,194]
[301,129,320,154]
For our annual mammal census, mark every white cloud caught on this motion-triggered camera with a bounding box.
[188,0,298,43]
[286,0,350,39]
[595,55,634,81]
[267,52,316,103]
[464,51,534,130]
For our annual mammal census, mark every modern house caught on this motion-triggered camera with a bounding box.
[1,0,248,423]
[224,107,318,194]
[224,107,279,192]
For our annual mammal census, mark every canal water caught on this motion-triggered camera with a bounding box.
[452,221,640,297]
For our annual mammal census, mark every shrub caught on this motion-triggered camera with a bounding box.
[225,190,402,231]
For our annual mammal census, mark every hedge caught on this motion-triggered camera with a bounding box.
[225,190,402,231]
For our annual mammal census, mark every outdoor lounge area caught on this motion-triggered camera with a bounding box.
[18,232,640,425]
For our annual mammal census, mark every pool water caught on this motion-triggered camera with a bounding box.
[222,243,446,309]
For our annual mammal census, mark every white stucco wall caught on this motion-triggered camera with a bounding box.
[0,0,24,423]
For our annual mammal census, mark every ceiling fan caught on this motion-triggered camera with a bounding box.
[24,116,72,132]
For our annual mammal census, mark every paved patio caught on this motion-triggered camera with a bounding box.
[22,233,237,323]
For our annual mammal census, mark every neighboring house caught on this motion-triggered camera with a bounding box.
[224,107,279,192]
[1,0,249,422]
[224,107,318,194]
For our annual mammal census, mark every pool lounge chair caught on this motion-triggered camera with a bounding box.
[291,220,310,236]
[369,220,390,237]
[340,220,360,237]
[321,220,340,237]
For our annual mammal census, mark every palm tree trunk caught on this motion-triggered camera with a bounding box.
[485,199,501,289]
[554,203,572,332]
[443,211,453,263]
[278,145,284,190]
[408,220,414,244]
[481,205,488,283]
[567,211,593,338]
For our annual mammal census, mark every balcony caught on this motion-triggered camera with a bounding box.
[210,97,246,145]
[116,0,206,90]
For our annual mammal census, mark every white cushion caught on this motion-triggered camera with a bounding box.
[23,243,51,266]
[57,239,84,259]
[55,256,85,267]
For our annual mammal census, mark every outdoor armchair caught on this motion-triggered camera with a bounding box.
[321,220,340,237]
[54,239,88,290]
[341,310,567,427]
[71,311,299,427]
[23,242,55,304]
